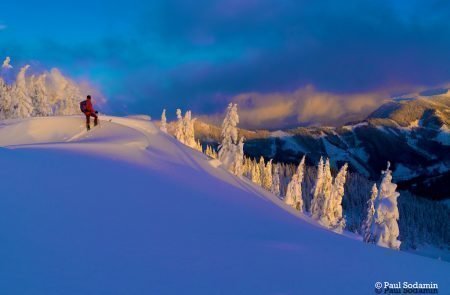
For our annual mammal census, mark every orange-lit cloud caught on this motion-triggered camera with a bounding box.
[228,85,390,129]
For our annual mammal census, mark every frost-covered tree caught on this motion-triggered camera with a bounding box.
[370,162,401,250]
[12,65,33,118]
[271,163,281,197]
[258,156,266,185]
[160,109,167,133]
[262,159,273,191]
[326,163,348,231]
[0,58,87,119]
[231,136,245,176]
[48,69,81,115]
[242,156,252,178]
[362,183,378,243]
[174,109,184,143]
[310,157,325,217]
[173,109,201,150]
[30,74,52,116]
[218,103,244,175]
[285,156,305,211]
[251,160,261,185]
[0,78,13,119]
[311,158,347,229]
[183,110,197,148]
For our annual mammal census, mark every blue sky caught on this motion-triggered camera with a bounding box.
[1,0,450,127]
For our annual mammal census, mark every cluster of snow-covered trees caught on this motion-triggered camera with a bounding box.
[163,102,449,252]
[210,103,402,249]
[161,108,202,152]
[0,57,83,119]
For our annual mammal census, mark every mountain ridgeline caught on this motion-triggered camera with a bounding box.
[192,93,450,201]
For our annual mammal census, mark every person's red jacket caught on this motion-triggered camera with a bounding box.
[86,100,95,114]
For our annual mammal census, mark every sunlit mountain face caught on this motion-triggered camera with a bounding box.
[189,92,450,201]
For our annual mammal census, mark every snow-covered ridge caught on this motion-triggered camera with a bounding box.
[0,116,449,294]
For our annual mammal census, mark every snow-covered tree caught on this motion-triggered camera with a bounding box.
[285,156,305,211]
[218,103,244,176]
[258,156,266,185]
[30,74,52,116]
[0,78,13,119]
[173,109,201,150]
[48,69,81,115]
[183,110,197,148]
[0,58,87,119]
[174,109,184,143]
[362,183,378,243]
[271,163,281,197]
[310,158,347,229]
[262,159,273,191]
[160,109,167,133]
[327,163,348,231]
[231,136,245,176]
[251,160,261,185]
[242,156,252,178]
[370,162,401,250]
[310,157,325,217]
[12,65,33,118]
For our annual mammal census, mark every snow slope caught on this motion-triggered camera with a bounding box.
[0,116,449,294]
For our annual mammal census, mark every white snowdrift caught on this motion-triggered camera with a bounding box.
[0,116,449,294]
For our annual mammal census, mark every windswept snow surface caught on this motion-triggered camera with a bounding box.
[0,116,449,294]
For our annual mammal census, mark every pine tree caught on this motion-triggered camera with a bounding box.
[30,74,52,116]
[218,103,244,175]
[328,163,348,231]
[251,160,261,185]
[0,60,86,119]
[310,159,348,229]
[362,183,378,243]
[0,78,13,119]
[310,157,324,217]
[183,110,197,148]
[258,156,265,185]
[50,69,81,116]
[242,156,251,178]
[285,156,305,211]
[174,109,184,143]
[160,109,167,133]
[262,159,273,191]
[371,162,401,250]
[232,136,245,176]
[12,65,33,118]
[271,163,281,197]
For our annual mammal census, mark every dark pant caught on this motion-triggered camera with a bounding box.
[85,112,98,127]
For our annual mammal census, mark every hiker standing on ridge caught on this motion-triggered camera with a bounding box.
[80,95,98,131]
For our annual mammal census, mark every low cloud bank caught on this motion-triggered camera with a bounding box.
[203,86,390,130]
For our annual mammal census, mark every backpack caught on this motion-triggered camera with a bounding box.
[80,100,88,113]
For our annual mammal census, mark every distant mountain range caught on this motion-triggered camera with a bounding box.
[188,90,450,200]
